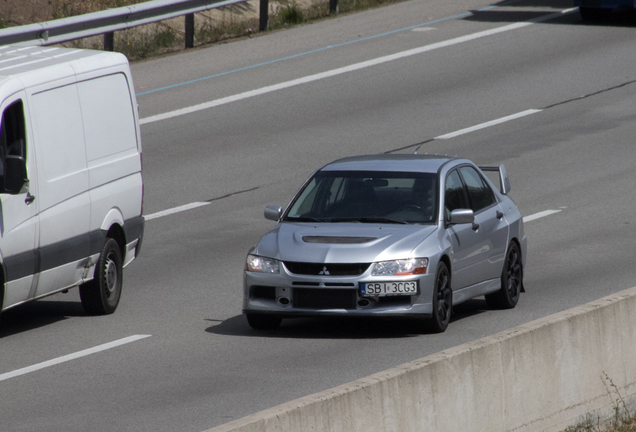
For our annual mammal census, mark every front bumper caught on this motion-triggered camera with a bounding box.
[242,266,435,318]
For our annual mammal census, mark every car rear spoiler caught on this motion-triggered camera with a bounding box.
[479,164,511,195]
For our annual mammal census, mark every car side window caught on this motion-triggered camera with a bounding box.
[459,166,495,212]
[444,170,468,218]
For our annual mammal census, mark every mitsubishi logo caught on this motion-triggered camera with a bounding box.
[318,266,330,275]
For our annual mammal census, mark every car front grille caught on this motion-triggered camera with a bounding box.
[293,288,357,309]
[283,262,370,276]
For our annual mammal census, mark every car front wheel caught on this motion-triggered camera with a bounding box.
[426,262,452,333]
[486,242,522,309]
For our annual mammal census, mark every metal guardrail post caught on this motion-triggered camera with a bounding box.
[185,13,194,48]
[259,0,269,31]
[329,0,338,14]
[104,32,114,51]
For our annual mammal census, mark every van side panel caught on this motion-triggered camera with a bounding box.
[91,174,143,266]
[28,83,91,297]
[77,73,143,268]
[78,74,138,164]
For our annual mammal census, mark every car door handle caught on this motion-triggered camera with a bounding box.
[472,222,480,231]
[496,211,504,220]
[25,193,35,205]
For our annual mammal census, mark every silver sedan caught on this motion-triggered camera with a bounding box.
[243,154,526,332]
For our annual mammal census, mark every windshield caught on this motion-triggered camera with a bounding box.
[284,170,438,224]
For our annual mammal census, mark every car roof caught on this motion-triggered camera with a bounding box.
[319,154,459,174]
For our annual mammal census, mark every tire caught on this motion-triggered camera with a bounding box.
[485,242,522,310]
[246,313,282,330]
[80,238,123,315]
[426,262,452,333]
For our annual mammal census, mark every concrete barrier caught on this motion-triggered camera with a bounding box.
[205,286,636,432]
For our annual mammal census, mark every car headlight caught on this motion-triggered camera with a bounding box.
[371,258,428,276]
[246,254,280,273]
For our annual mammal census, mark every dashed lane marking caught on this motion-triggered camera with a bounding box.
[0,335,152,382]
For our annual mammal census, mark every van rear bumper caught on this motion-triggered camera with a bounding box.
[125,216,145,258]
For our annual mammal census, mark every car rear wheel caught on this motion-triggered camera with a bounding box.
[80,238,123,315]
[246,313,282,330]
[485,242,522,310]
[426,262,452,333]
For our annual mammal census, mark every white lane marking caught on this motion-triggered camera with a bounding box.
[523,209,561,223]
[435,109,542,139]
[0,335,151,382]
[140,11,567,125]
[411,27,436,32]
[145,202,210,220]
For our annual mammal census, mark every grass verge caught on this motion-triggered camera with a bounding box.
[565,373,636,432]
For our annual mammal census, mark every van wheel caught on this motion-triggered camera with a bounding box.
[80,238,123,315]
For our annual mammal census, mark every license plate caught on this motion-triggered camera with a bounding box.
[360,281,418,297]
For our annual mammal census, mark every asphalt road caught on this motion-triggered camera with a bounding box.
[2,0,636,431]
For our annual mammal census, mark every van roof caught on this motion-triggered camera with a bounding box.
[0,45,128,88]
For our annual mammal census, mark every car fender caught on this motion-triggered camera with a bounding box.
[418,226,454,281]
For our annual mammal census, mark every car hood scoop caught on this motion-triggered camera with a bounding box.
[302,236,376,244]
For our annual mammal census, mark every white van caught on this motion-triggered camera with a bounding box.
[0,45,144,315]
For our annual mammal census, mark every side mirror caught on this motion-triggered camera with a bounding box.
[4,155,27,194]
[449,209,474,225]
[264,206,282,221]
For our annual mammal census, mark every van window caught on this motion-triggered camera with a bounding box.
[0,100,27,182]
[77,74,137,162]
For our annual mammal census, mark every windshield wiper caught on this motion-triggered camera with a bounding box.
[329,217,408,225]
[360,217,408,224]
[285,216,328,222]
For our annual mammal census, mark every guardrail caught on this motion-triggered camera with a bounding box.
[0,0,247,51]
[0,0,342,51]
